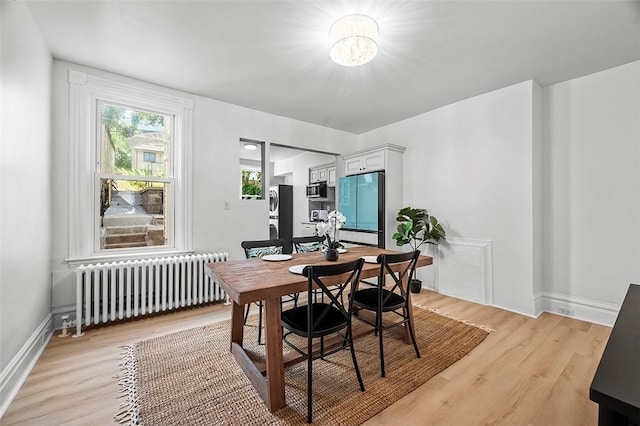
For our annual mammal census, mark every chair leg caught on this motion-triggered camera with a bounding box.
[257,301,264,345]
[374,311,379,336]
[378,310,385,377]
[406,306,421,359]
[244,303,251,324]
[307,334,313,423]
[347,322,365,392]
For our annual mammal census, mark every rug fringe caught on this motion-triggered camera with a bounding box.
[114,344,142,426]
[414,304,495,333]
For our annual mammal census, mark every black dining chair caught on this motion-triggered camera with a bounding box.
[292,235,325,254]
[281,258,366,423]
[240,239,298,345]
[292,235,328,302]
[351,250,421,378]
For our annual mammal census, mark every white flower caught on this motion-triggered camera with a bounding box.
[316,221,328,236]
[316,211,346,249]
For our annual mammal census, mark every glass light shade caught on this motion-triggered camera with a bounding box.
[244,143,258,150]
[329,14,378,67]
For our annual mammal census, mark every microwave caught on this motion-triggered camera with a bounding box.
[306,182,327,198]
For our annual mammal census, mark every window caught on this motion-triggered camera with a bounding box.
[68,70,193,261]
[239,139,264,200]
[98,103,171,250]
[143,152,157,163]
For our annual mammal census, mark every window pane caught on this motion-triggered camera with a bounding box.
[100,178,169,250]
[241,169,262,199]
[100,103,172,178]
[239,140,264,200]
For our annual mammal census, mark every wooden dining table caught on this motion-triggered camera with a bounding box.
[204,245,433,413]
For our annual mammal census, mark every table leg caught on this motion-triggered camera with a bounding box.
[264,297,286,412]
[230,301,244,349]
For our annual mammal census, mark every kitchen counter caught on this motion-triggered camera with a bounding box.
[299,221,319,237]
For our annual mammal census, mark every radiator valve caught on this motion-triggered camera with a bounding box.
[59,315,70,338]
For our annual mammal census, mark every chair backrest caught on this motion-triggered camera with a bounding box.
[240,239,286,259]
[375,250,420,304]
[292,235,325,253]
[302,258,365,325]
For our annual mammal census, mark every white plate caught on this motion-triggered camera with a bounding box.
[288,264,307,275]
[262,254,292,262]
[361,255,379,264]
[337,248,347,253]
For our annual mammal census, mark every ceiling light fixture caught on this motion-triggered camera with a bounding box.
[329,14,378,67]
[244,143,258,150]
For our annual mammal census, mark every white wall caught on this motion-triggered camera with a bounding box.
[356,63,640,324]
[358,82,539,316]
[49,61,358,317]
[541,61,640,323]
[0,0,53,416]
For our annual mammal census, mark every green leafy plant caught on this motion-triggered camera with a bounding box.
[392,207,446,250]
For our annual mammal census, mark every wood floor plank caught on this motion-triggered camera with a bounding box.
[2,291,610,425]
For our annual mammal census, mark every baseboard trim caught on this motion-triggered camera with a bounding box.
[539,292,620,326]
[0,313,52,419]
[432,290,619,326]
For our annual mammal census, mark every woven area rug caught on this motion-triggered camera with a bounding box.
[115,305,490,425]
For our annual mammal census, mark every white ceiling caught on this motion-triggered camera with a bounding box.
[25,0,640,134]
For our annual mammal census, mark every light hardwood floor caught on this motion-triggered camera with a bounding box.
[2,291,610,425]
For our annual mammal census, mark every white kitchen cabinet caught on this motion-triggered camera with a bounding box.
[327,166,336,187]
[343,149,385,175]
[299,222,318,237]
[309,162,336,184]
[309,169,320,183]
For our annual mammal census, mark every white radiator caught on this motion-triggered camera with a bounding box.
[74,253,228,336]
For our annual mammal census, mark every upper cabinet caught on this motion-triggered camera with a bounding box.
[342,144,405,176]
[343,149,386,175]
[309,168,321,183]
[309,163,337,187]
[327,166,336,187]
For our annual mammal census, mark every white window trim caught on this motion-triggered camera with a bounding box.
[66,70,193,263]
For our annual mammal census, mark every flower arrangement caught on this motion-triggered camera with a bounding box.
[315,210,346,250]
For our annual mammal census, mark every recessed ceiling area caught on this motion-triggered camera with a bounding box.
[25,1,640,134]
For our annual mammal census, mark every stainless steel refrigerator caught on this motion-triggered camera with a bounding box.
[338,171,385,247]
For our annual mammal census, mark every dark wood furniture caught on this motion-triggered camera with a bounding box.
[204,245,433,413]
[590,283,640,426]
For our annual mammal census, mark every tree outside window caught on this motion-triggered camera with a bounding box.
[241,169,262,198]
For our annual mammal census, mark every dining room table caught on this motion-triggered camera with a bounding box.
[204,245,433,413]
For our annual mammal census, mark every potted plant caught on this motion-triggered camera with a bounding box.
[316,210,346,261]
[392,207,446,293]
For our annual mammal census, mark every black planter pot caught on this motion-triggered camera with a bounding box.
[410,279,423,294]
[324,249,339,261]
